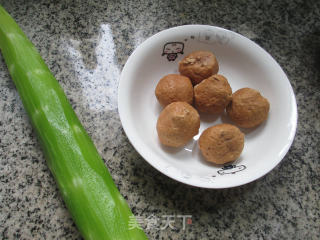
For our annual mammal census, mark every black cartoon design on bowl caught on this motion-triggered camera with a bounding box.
[162,42,184,61]
[217,165,246,175]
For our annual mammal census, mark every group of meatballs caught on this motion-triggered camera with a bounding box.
[155,51,270,164]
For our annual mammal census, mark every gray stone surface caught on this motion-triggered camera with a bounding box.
[0,0,319,239]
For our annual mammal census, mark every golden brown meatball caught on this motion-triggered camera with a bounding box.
[227,88,270,128]
[179,51,219,85]
[194,74,232,114]
[199,124,244,164]
[155,74,193,107]
[157,102,200,147]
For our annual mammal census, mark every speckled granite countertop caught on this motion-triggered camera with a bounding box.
[0,0,319,239]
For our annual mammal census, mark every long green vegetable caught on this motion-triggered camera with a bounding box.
[0,5,147,240]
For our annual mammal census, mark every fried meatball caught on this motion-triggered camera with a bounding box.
[194,74,232,114]
[155,74,193,107]
[157,102,200,147]
[199,124,244,164]
[227,88,270,128]
[179,51,219,85]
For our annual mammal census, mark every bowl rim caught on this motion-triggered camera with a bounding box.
[118,24,298,189]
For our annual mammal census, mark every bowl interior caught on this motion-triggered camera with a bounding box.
[119,25,297,188]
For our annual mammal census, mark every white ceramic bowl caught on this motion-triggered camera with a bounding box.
[118,25,297,189]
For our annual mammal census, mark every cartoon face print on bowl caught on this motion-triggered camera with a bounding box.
[217,165,246,175]
[162,42,184,61]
